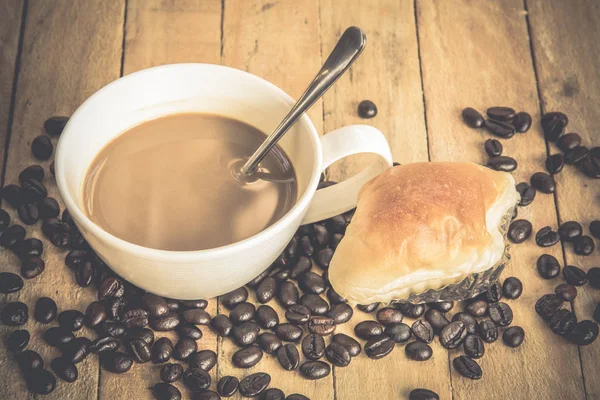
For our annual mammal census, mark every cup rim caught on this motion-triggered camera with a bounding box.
[55,63,322,261]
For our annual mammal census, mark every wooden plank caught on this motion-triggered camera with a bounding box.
[0,1,125,399]
[220,1,331,398]
[320,1,445,399]
[97,1,222,399]
[527,1,600,398]
[416,0,586,399]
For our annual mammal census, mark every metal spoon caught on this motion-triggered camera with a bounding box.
[239,26,366,177]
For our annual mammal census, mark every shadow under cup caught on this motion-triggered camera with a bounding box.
[55,64,323,300]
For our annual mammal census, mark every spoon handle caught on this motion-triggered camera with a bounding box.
[240,26,367,176]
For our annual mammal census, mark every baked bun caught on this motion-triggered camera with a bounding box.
[328,162,519,305]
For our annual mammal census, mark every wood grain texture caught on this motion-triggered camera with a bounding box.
[417,0,586,399]
[220,1,332,398]
[527,0,600,398]
[97,1,221,399]
[0,1,124,399]
[319,1,446,399]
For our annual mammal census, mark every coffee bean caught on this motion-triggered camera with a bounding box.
[277,343,300,370]
[544,154,564,174]
[535,226,560,247]
[352,320,382,340]
[64,249,88,270]
[125,338,151,363]
[564,265,587,286]
[299,294,329,316]
[44,116,69,136]
[477,320,498,343]
[247,266,275,288]
[409,388,440,400]
[271,268,290,283]
[171,338,197,361]
[488,155,517,172]
[121,308,148,330]
[589,220,600,239]
[557,132,581,152]
[558,221,583,242]
[34,297,57,324]
[256,277,277,304]
[356,302,380,314]
[462,107,484,128]
[484,119,515,138]
[488,302,513,327]
[43,327,74,348]
[153,383,181,400]
[358,100,377,119]
[316,247,334,269]
[567,320,599,345]
[182,309,211,326]
[151,312,181,331]
[580,154,600,178]
[541,112,568,142]
[298,271,327,294]
[150,337,173,364]
[17,202,39,225]
[63,337,91,363]
[18,165,44,185]
[31,135,53,160]
[364,334,394,360]
[84,301,107,328]
[440,321,468,349]
[535,294,564,320]
[531,174,556,197]
[326,303,353,325]
[330,232,344,250]
[1,185,22,208]
[104,297,126,321]
[573,235,595,256]
[258,332,282,354]
[549,309,577,336]
[277,281,299,308]
[588,268,600,289]
[327,214,347,234]
[502,277,523,299]
[26,368,56,394]
[428,301,454,313]
[286,304,311,325]
[466,299,488,318]
[98,277,124,300]
[136,293,168,318]
[564,145,589,165]
[21,178,47,203]
[554,284,577,302]
[275,323,303,342]
[183,367,212,391]
[91,336,120,353]
[452,313,477,335]
[239,372,271,396]
[312,223,329,248]
[208,315,232,337]
[230,302,255,325]
[42,218,70,248]
[513,111,532,133]
[594,304,600,324]
[411,320,434,343]
[21,256,46,279]
[261,388,285,400]
[189,350,217,371]
[405,341,432,361]
[18,350,44,372]
[232,321,260,347]
[424,309,449,334]
[463,334,485,359]
[220,287,248,309]
[394,302,424,318]
[501,326,524,348]
[537,254,561,279]
[0,272,24,293]
[308,316,336,336]
[12,238,42,261]
[484,281,503,303]
[217,376,239,397]
[453,356,482,380]
[487,106,515,121]
[2,301,28,326]
[298,361,330,381]
[373,307,402,327]
[51,357,78,383]
[508,219,532,243]
[0,224,26,248]
[6,329,29,352]
[0,209,10,233]
[380,324,410,345]
[298,235,314,257]
[322,342,350,367]
[483,139,503,158]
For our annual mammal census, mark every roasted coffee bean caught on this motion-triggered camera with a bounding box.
[14,238,43,260]
[484,119,515,138]
[549,309,577,336]
[232,321,260,347]
[21,178,47,203]
[0,209,10,233]
[573,235,595,256]
[405,341,432,361]
[298,235,314,257]
[502,326,524,348]
[487,106,515,121]
[298,272,327,294]
[31,135,53,160]
[232,346,263,369]
[330,232,344,250]
[580,154,600,178]
[91,336,120,353]
[220,287,248,309]
[312,223,329,248]
[530,172,555,194]
[98,277,124,300]
[373,307,403,326]
[567,320,599,346]
[249,306,277,331]
[151,312,181,331]
[363,334,394,360]
[161,298,178,312]
[477,320,498,343]
[121,308,149,330]
[595,304,600,324]
[261,388,285,400]
[18,350,44,372]
[182,309,211,326]
[564,145,589,165]
[322,342,350,367]
[239,372,271,396]
[298,361,330,382]
[272,268,290,283]
[502,277,523,299]
[275,323,303,342]
[555,284,577,302]
[34,297,57,324]
[2,301,28,326]
[277,343,300,370]
[440,321,467,349]
[484,281,503,303]
[541,112,568,142]
[564,265,587,286]
[357,302,381,313]
[230,302,256,325]
[1,185,22,207]
[327,214,347,234]
[411,320,434,343]
[327,303,353,324]
[537,254,561,279]
[466,299,488,318]
[256,277,277,304]
[488,302,513,326]
[558,221,583,242]
[286,304,311,325]
[126,338,151,363]
[299,294,329,316]
[590,220,600,239]
[487,155,517,171]
[326,288,346,306]
[358,100,377,119]
[172,338,197,361]
[513,111,532,133]
[536,226,560,247]
[0,272,24,293]
[217,376,239,397]
[288,258,311,282]
[308,316,335,336]
[462,107,484,128]
[136,293,167,318]
[249,268,275,289]
[352,320,382,340]
[515,182,536,207]
[0,224,26,248]
[536,294,564,320]
[394,302,424,318]
[153,383,181,400]
[298,333,325,361]
[557,132,581,152]
[274,252,291,269]
[546,154,564,174]
[44,116,69,136]
[63,337,91,363]
[85,301,107,328]
[424,309,449,334]
[104,297,126,321]
[428,301,454,312]
[258,332,282,354]
[209,315,232,337]
[188,350,217,372]
[453,356,482,380]
[21,256,45,279]
[484,139,503,157]
[588,268,600,289]
[452,312,477,335]
[151,337,173,364]
[409,388,440,400]
[277,281,300,308]
[65,249,89,270]
[316,247,334,269]
[26,368,56,394]
[463,334,485,359]
[42,217,71,247]
[183,367,212,391]
[508,219,532,243]
[17,202,39,225]
[6,329,30,352]
[285,235,298,260]
[51,357,78,382]
[37,198,60,220]
[44,327,74,348]
[19,165,45,184]
[381,323,410,344]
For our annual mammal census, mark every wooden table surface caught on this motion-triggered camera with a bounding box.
[1,0,599,399]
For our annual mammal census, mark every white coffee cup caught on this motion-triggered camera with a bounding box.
[56,64,392,300]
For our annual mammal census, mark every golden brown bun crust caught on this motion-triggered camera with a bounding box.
[329,162,517,304]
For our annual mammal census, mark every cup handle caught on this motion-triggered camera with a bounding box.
[302,125,393,224]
